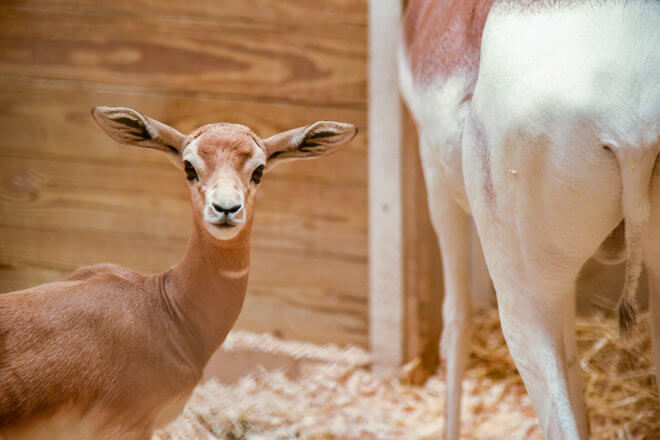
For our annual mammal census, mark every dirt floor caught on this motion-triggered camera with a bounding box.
[153,310,658,440]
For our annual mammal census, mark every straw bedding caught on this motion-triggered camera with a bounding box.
[154,310,658,440]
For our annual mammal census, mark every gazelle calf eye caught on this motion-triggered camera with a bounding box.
[251,165,265,184]
[184,160,197,181]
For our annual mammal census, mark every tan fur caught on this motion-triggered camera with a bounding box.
[0,107,357,439]
[403,0,494,86]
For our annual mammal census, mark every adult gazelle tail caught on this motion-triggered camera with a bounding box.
[610,145,657,336]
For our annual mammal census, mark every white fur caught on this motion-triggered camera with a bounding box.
[181,140,206,178]
[474,0,660,150]
[463,1,660,439]
[398,47,474,212]
[401,1,660,439]
[244,152,267,178]
[220,266,250,279]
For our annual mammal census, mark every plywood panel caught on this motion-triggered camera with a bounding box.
[237,292,367,347]
[0,85,368,348]
[0,154,366,259]
[0,77,366,183]
[18,0,367,31]
[0,227,367,345]
[0,6,366,106]
[0,0,369,347]
[0,264,64,293]
[0,79,367,255]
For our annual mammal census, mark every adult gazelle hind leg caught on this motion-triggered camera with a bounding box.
[562,289,590,435]
[424,165,472,440]
[462,199,591,438]
[460,114,621,439]
[495,277,588,440]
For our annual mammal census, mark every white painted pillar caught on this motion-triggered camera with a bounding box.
[368,0,404,376]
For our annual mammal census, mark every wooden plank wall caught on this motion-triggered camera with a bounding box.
[0,0,369,346]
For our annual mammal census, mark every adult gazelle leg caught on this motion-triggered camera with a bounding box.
[562,290,590,434]
[493,276,588,440]
[425,173,472,440]
[461,114,602,439]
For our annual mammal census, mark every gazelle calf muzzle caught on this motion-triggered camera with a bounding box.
[204,182,246,238]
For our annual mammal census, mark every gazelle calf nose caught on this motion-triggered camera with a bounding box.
[212,202,242,215]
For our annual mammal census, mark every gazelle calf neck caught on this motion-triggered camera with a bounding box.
[0,107,357,439]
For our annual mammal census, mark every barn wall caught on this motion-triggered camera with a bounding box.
[0,0,369,346]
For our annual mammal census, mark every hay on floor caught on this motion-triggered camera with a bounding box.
[154,311,658,440]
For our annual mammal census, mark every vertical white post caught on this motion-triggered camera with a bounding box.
[368,0,404,375]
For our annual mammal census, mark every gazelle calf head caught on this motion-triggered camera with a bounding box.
[92,106,357,240]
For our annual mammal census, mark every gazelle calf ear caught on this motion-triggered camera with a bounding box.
[91,106,186,166]
[263,121,358,169]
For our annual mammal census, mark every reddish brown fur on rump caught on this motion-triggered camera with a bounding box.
[402,0,495,85]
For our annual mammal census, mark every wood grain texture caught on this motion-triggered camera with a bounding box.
[0,89,368,344]
[0,77,366,181]
[0,227,367,346]
[0,0,369,347]
[0,5,366,107]
[18,0,367,30]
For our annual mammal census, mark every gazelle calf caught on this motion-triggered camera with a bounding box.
[0,107,357,439]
